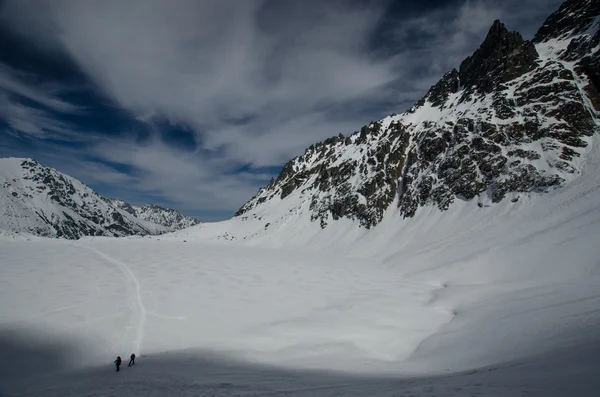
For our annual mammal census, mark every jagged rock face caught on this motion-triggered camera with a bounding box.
[237,122,410,228]
[132,204,200,230]
[533,0,600,110]
[236,0,599,228]
[401,10,599,217]
[534,0,600,43]
[0,158,196,239]
[459,20,539,95]
[104,198,199,230]
[413,69,460,110]
[104,197,137,216]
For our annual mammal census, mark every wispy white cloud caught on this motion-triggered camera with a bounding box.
[90,136,271,212]
[69,160,135,186]
[0,62,84,137]
[0,95,74,138]
[0,64,81,113]
[1,0,400,163]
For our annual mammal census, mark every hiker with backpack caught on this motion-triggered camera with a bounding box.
[114,356,122,372]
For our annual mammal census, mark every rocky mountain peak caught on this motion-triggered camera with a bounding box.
[458,20,539,94]
[236,0,599,231]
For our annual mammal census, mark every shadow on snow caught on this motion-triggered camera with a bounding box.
[1,326,600,396]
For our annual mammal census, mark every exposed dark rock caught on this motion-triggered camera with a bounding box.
[234,0,599,229]
[459,20,539,95]
[507,149,541,161]
[533,0,600,43]
[417,69,460,109]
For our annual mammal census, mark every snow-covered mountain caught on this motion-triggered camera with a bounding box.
[104,199,200,230]
[0,158,198,239]
[133,204,199,229]
[237,0,600,229]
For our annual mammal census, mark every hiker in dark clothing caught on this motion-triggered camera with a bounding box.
[128,353,136,367]
[114,356,122,372]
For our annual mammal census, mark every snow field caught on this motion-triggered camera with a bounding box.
[2,145,600,394]
[0,237,453,374]
[2,162,600,381]
[161,132,600,375]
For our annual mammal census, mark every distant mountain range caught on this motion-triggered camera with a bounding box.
[236,0,599,229]
[104,198,200,230]
[0,157,199,239]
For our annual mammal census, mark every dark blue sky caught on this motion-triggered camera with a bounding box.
[0,0,563,221]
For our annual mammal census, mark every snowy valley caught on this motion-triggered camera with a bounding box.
[2,147,600,395]
[1,0,600,396]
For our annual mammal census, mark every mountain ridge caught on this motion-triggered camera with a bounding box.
[236,0,599,230]
[103,198,200,230]
[0,157,199,239]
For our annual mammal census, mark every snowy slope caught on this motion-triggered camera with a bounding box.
[1,134,599,395]
[0,158,190,239]
[237,1,599,231]
[3,344,599,396]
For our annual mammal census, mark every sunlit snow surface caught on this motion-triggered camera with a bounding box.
[2,158,600,396]
[2,149,600,396]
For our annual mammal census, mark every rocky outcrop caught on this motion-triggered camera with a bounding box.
[533,0,600,43]
[236,0,599,229]
[534,0,600,110]
[236,121,410,228]
[130,204,200,230]
[459,20,539,95]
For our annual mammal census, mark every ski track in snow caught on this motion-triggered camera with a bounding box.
[80,244,147,356]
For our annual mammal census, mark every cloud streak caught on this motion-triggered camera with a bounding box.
[2,0,401,162]
[0,63,84,137]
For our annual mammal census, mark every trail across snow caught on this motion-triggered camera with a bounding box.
[81,245,148,356]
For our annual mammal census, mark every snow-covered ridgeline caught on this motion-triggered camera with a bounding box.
[0,158,198,239]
